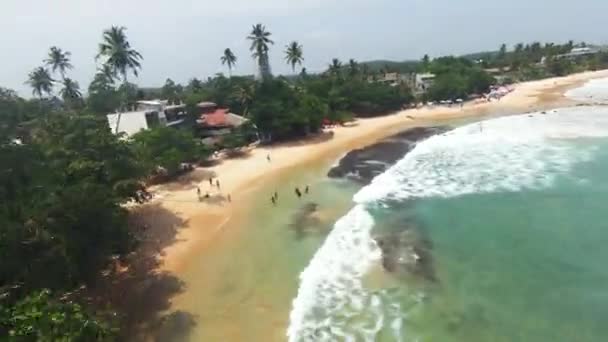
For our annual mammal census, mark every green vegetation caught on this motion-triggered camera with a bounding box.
[220,48,237,76]
[132,127,210,177]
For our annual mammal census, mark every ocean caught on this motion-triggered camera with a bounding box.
[288,81,608,341]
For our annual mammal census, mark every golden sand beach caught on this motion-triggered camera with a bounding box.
[141,69,608,274]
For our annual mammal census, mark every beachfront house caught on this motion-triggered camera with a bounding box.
[414,73,436,95]
[106,100,188,137]
[194,101,249,144]
[540,46,601,65]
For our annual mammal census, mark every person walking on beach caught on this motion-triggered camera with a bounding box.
[271,196,276,205]
[209,177,213,186]
[267,153,271,162]
[197,186,201,196]
[216,179,221,190]
[274,191,278,201]
[295,187,302,198]
[305,185,309,194]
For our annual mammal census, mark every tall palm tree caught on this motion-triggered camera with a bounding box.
[97,26,142,133]
[221,48,237,76]
[247,24,274,81]
[26,67,54,99]
[284,41,304,73]
[59,78,82,109]
[232,84,255,116]
[328,58,342,77]
[44,46,73,80]
[347,59,359,77]
[97,26,143,83]
[187,78,203,92]
[97,63,116,85]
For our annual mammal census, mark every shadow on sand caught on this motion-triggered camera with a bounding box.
[157,168,217,192]
[88,203,197,341]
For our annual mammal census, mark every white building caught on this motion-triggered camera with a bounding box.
[106,100,186,137]
[414,73,436,94]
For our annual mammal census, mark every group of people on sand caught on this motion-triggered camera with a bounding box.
[271,185,309,205]
[197,176,231,203]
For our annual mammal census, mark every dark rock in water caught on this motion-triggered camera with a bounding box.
[290,202,322,239]
[374,227,437,282]
[327,126,448,184]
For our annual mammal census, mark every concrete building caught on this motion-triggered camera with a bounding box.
[106,100,187,137]
[414,73,436,94]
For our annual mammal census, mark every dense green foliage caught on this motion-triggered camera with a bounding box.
[424,57,495,101]
[131,126,209,176]
[1,290,115,340]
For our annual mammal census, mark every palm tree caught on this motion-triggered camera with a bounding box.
[97,26,142,133]
[328,58,342,77]
[421,54,430,71]
[44,46,73,80]
[26,67,54,99]
[97,26,143,83]
[347,59,359,77]
[97,63,116,84]
[187,78,203,92]
[232,84,255,116]
[284,41,304,73]
[59,78,82,109]
[247,23,274,80]
[221,48,237,76]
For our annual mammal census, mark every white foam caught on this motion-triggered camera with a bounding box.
[287,107,608,341]
[566,77,608,104]
[356,107,608,203]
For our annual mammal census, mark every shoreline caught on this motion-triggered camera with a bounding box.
[143,69,608,275]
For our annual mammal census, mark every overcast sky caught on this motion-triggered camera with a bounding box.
[2,0,607,96]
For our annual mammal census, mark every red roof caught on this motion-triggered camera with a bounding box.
[200,108,230,127]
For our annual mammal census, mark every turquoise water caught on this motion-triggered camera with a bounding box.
[408,140,608,341]
[288,107,608,341]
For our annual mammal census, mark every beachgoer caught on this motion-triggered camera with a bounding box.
[209,177,213,186]
[197,187,201,195]
[305,185,309,194]
[271,196,276,205]
[216,179,220,190]
[267,154,271,162]
[295,187,302,198]
[205,192,210,199]
[274,191,278,201]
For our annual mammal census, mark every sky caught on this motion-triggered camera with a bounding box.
[1,0,607,96]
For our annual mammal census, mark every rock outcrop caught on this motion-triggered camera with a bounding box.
[327,126,448,184]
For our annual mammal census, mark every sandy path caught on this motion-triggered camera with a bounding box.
[135,69,608,274]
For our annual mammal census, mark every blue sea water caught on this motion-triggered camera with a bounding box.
[288,105,608,341]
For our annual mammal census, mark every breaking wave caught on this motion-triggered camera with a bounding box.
[287,106,608,342]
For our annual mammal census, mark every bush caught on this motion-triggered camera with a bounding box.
[131,126,207,176]
[1,290,116,341]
